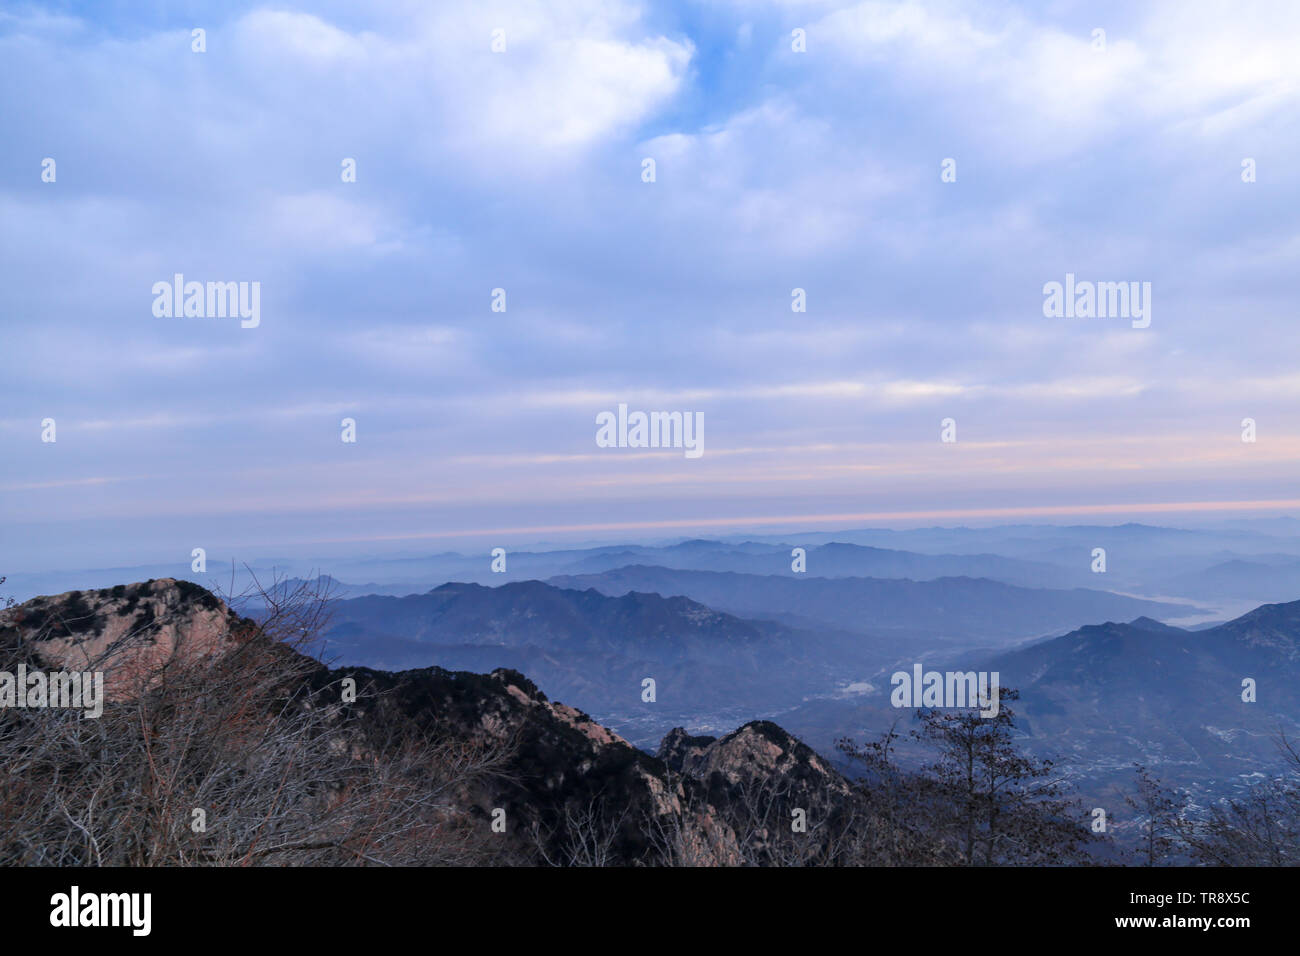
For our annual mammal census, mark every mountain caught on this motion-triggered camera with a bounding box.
[13,522,1300,606]
[772,601,1300,806]
[547,566,1199,644]
[1147,556,1300,604]
[686,592,1300,809]
[733,523,1300,594]
[554,539,1086,588]
[982,600,1300,801]
[20,576,1294,863]
[0,578,863,866]
[317,572,1201,749]
[2,578,242,691]
[315,580,894,743]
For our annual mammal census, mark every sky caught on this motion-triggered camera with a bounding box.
[2,0,1299,572]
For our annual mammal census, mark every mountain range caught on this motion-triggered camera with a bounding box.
[547,565,1195,642]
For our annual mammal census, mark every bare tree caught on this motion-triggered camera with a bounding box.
[1124,764,1185,867]
[910,688,1090,865]
[530,792,635,867]
[1174,734,1300,866]
[837,721,957,865]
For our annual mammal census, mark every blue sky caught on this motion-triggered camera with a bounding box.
[3,0,1299,571]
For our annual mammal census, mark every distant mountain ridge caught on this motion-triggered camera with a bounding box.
[11,520,1300,608]
[547,565,1199,643]
[316,579,893,739]
[770,599,1300,805]
[983,599,1300,798]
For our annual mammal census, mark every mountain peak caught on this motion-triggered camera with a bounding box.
[0,578,243,693]
[1127,615,1184,633]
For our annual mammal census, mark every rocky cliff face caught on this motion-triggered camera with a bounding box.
[1,579,854,866]
[0,579,243,697]
[657,720,857,863]
[332,662,748,863]
[661,720,850,794]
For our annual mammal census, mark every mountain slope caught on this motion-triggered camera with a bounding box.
[0,578,871,866]
[547,565,1199,644]
[976,601,1300,800]
[317,580,892,741]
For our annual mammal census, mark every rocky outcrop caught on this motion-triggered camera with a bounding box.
[688,720,853,796]
[657,726,717,773]
[333,663,749,863]
[0,579,857,866]
[658,720,857,863]
[0,579,243,697]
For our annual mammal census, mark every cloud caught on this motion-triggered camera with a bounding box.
[3,0,1300,565]
[229,3,693,160]
[808,0,1300,157]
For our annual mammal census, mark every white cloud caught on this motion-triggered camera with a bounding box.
[807,0,1300,158]
[229,3,693,159]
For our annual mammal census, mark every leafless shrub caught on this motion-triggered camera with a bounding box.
[1173,732,1300,866]
[530,793,636,867]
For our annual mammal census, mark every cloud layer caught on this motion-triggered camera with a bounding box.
[2,0,1298,567]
